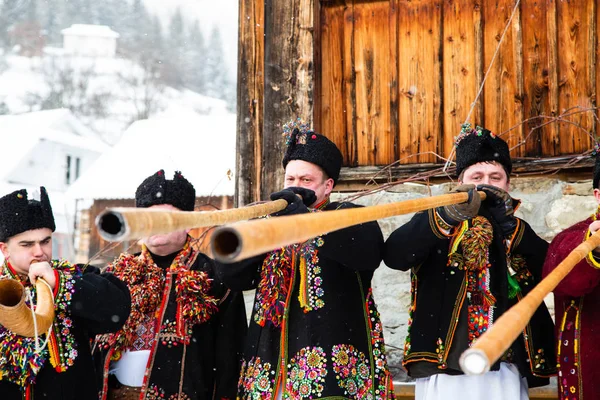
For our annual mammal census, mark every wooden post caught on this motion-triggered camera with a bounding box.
[236,0,265,206]
[262,0,315,200]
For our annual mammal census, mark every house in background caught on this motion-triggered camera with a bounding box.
[0,108,109,260]
[61,24,120,58]
[65,111,236,265]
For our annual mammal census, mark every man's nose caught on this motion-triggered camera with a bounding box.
[32,243,44,256]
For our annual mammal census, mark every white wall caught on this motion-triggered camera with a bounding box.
[9,141,101,192]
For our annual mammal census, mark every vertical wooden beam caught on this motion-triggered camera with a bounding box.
[316,0,348,160]
[521,0,551,157]
[556,0,594,154]
[344,0,358,166]
[352,0,395,165]
[482,0,523,156]
[398,0,442,164]
[262,0,315,199]
[545,0,559,156]
[442,0,480,159]
[236,0,264,206]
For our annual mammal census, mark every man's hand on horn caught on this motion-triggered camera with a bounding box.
[29,261,56,290]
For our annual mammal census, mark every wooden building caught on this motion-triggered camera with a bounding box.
[236,0,599,205]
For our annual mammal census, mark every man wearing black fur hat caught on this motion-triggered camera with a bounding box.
[541,145,600,400]
[215,120,395,398]
[384,124,556,399]
[0,187,131,399]
[93,170,247,400]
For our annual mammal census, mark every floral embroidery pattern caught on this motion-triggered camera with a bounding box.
[284,347,327,399]
[0,260,81,386]
[49,263,79,372]
[254,236,324,328]
[403,273,417,357]
[331,344,372,398]
[365,290,395,398]
[238,357,275,399]
[557,300,581,400]
[296,235,325,313]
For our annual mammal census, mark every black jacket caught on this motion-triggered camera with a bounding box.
[215,201,396,398]
[93,247,247,400]
[384,207,556,387]
[0,264,131,399]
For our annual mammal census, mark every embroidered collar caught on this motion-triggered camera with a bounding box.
[311,197,330,211]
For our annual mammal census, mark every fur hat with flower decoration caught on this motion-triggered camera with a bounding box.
[454,123,512,178]
[282,119,344,185]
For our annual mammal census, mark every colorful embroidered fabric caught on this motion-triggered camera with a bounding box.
[254,248,293,328]
[238,357,275,399]
[284,347,327,399]
[0,260,80,386]
[96,238,217,353]
[331,344,372,398]
[557,299,582,400]
[451,216,496,343]
[365,290,395,398]
[254,230,324,328]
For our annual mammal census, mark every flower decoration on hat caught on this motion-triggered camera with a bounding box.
[455,123,498,146]
[282,118,312,146]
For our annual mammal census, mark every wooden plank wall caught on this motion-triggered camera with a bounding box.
[316,0,597,166]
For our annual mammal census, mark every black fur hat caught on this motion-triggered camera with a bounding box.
[455,123,512,177]
[281,119,343,185]
[0,187,56,242]
[135,170,196,211]
[593,143,600,190]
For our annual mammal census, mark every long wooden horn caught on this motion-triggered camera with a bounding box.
[211,191,486,263]
[96,199,289,242]
[0,279,55,337]
[459,230,600,375]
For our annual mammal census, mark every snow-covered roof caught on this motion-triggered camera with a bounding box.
[61,24,120,39]
[0,109,109,180]
[65,112,236,200]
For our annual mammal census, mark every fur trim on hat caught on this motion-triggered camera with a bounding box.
[135,170,196,211]
[281,119,343,185]
[0,187,56,242]
[455,123,512,177]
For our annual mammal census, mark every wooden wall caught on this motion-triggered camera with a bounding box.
[237,0,599,204]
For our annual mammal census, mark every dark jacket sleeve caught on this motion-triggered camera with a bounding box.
[214,288,248,399]
[68,265,131,335]
[542,220,600,297]
[510,219,548,282]
[384,209,449,271]
[317,202,384,271]
[214,254,265,291]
